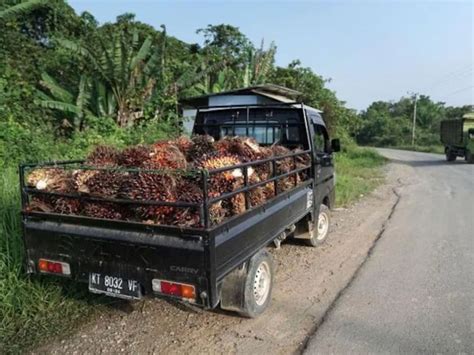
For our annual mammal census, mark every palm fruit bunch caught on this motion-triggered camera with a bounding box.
[74,145,121,196]
[82,202,130,220]
[187,135,216,162]
[119,145,152,168]
[172,136,194,158]
[148,141,187,170]
[271,145,295,192]
[196,154,243,224]
[293,148,311,181]
[169,175,203,227]
[119,172,177,224]
[26,167,75,213]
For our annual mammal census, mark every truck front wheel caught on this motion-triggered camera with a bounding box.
[465,150,474,164]
[305,204,330,247]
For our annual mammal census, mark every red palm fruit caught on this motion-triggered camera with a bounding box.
[215,136,261,162]
[119,145,152,168]
[187,135,216,162]
[173,136,194,157]
[196,154,243,195]
[271,145,293,192]
[73,169,97,194]
[119,172,177,223]
[86,145,119,167]
[83,170,128,198]
[54,197,81,215]
[292,148,311,181]
[169,177,203,227]
[82,202,129,220]
[148,141,187,170]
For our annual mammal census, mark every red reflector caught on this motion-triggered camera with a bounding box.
[153,279,196,300]
[160,281,182,297]
[38,259,70,276]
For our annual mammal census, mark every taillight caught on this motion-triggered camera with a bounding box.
[152,279,196,301]
[38,259,71,276]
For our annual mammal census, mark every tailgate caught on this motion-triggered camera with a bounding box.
[23,215,211,306]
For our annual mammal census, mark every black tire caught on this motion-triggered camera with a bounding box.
[465,150,474,164]
[239,250,274,318]
[446,148,456,162]
[305,204,330,247]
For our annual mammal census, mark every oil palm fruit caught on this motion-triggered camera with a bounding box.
[82,202,129,220]
[26,168,73,192]
[148,141,187,170]
[119,145,152,168]
[173,136,194,157]
[86,145,119,166]
[187,135,216,162]
[170,176,203,227]
[271,145,293,191]
[120,172,177,223]
[54,197,81,215]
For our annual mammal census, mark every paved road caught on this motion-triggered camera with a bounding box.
[305,149,474,354]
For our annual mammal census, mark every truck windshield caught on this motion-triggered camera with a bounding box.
[193,107,307,147]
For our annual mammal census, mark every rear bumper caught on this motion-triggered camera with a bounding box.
[23,218,213,307]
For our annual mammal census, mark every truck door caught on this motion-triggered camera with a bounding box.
[312,123,334,203]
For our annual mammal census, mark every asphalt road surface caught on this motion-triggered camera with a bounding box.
[305,149,473,354]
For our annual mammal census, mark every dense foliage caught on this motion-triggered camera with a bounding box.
[354,96,473,148]
[0,0,358,170]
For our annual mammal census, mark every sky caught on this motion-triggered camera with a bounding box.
[68,0,473,111]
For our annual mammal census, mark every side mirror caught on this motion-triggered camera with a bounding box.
[331,138,341,153]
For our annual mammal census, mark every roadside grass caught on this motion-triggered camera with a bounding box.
[0,145,386,353]
[335,147,386,206]
[0,168,104,354]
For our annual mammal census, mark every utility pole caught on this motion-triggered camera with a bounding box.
[408,92,418,146]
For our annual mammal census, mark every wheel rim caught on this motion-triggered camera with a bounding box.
[317,212,329,241]
[253,261,271,306]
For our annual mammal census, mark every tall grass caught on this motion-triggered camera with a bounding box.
[335,147,386,206]
[0,168,101,353]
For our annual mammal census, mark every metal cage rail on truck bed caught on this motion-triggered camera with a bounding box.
[19,148,312,231]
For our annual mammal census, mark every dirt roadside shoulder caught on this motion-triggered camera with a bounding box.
[34,162,406,355]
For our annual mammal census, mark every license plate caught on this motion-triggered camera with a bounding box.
[89,273,142,300]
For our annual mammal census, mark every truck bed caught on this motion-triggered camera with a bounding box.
[22,181,313,307]
[20,150,313,308]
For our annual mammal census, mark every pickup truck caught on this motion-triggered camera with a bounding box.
[441,114,474,163]
[20,102,340,317]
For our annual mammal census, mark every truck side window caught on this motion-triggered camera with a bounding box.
[313,125,327,153]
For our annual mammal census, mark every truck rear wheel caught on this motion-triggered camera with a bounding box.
[240,250,274,318]
[305,204,330,247]
[445,148,456,162]
[220,249,274,318]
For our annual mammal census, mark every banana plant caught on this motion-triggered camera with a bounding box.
[36,72,99,131]
[54,27,166,127]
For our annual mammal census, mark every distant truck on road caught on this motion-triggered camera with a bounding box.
[440,114,474,163]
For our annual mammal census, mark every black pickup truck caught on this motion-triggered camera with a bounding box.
[19,102,340,317]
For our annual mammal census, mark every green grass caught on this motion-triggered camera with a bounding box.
[335,146,386,206]
[0,168,105,354]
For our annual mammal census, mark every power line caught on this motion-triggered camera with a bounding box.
[422,64,473,92]
[442,85,474,99]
